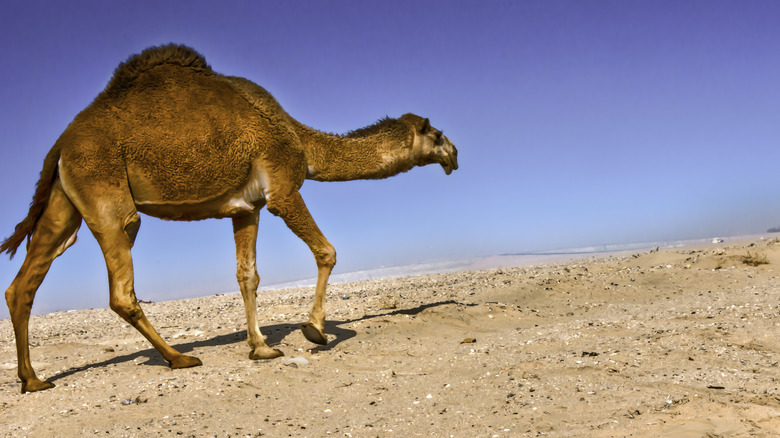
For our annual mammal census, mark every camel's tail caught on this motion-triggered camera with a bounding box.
[1,145,61,258]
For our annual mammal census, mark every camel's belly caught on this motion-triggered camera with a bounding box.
[129,160,272,220]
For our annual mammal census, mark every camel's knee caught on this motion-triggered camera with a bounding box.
[236,268,259,292]
[4,287,31,314]
[5,265,45,313]
[315,243,337,268]
[109,293,143,323]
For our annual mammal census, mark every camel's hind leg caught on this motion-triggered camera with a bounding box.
[5,180,81,393]
[232,211,283,359]
[73,195,201,370]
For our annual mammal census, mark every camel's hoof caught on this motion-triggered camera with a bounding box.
[248,346,284,360]
[21,379,55,394]
[170,354,202,369]
[301,322,328,345]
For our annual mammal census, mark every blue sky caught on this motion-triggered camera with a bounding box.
[1,0,779,317]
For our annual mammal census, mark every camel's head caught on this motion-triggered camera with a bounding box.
[404,114,459,175]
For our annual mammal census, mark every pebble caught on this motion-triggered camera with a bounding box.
[280,356,310,367]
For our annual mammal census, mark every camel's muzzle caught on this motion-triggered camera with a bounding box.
[441,141,458,175]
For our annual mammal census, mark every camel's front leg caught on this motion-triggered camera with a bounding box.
[232,211,283,359]
[267,191,335,345]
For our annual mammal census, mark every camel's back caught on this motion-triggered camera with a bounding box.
[64,45,301,207]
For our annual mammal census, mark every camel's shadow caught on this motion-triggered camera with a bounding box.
[47,299,460,384]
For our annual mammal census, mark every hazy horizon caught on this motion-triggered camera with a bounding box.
[3,232,772,318]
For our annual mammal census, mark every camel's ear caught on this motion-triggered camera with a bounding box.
[420,118,431,134]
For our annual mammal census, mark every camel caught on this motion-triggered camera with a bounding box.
[1,44,458,393]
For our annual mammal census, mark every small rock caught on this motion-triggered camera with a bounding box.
[460,338,477,344]
[281,356,310,367]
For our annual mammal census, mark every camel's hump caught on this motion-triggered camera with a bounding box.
[104,44,214,97]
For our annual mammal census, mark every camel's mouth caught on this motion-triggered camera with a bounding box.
[441,146,458,175]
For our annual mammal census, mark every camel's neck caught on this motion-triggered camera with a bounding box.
[297,119,416,182]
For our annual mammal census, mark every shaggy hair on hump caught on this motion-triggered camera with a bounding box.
[104,44,214,98]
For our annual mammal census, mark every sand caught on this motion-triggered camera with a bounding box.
[1,237,779,437]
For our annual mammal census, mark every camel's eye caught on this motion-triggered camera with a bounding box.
[435,131,443,143]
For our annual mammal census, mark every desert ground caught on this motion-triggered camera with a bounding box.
[1,237,779,437]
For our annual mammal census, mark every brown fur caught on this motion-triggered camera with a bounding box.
[3,44,458,393]
[296,115,424,181]
[103,44,214,99]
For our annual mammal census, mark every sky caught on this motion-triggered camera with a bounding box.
[1,0,779,317]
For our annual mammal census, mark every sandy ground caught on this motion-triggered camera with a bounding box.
[1,237,779,437]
